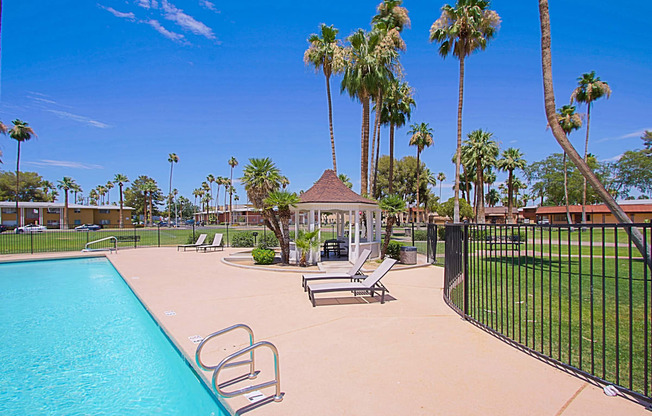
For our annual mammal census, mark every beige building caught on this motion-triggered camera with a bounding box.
[0,202,134,229]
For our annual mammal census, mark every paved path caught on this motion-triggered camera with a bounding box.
[94,248,651,415]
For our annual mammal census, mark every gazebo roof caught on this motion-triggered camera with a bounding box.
[298,170,377,207]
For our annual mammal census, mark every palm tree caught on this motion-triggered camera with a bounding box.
[71,183,83,207]
[408,122,434,222]
[0,121,6,163]
[462,129,498,223]
[41,180,55,202]
[206,174,215,215]
[217,176,228,213]
[430,0,500,223]
[304,23,345,174]
[8,119,36,227]
[342,29,397,196]
[642,130,652,155]
[571,71,611,224]
[167,153,179,226]
[192,188,203,219]
[264,191,300,263]
[113,174,129,228]
[57,177,76,229]
[436,172,446,199]
[104,181,114,205]
[555,104,582,224]
[228,157,238,224]
[381,80,415,194]
[485,188,499,207]
[338,173,353,189]
[496,148,526,224]
[89,189,98,206]
[379,194,406,258]
[96,185,107,205]
[143,181,158,226]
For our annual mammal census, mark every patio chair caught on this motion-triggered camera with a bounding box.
[301,248,371,291]
[306,257,397,307]
[177,234,207,251]
[197,234,223,252]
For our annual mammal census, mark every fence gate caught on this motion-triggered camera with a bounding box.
[426,224,438,264]
[443,224,465,315]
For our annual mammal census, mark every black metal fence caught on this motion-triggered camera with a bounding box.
[444,223,652,404]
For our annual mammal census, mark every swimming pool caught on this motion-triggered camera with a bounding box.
[0,257,228,415]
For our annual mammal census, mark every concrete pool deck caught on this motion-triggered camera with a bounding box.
[10,248,649,415]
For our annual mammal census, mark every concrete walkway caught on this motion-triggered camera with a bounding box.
[83,248,648,414]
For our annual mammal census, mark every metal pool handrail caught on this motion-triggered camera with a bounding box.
[195,323,256,377]
[83,236,118,252]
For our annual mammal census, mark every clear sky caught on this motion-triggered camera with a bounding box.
[0,0,650,205]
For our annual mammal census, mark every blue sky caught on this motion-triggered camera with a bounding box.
[1,0,650,205]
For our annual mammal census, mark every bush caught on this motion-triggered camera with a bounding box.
[412,229,428,241]
[259,233,279,249]
[231,232,255,247]
[437,226,446,241]
[386,241,404,260]
[252,248,275,265]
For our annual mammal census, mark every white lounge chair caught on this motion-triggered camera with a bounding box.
[301,249,371,291]
[177,234,207,251]
[306,258,396,307]
[197,234,223,252]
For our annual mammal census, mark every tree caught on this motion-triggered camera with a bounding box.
[57,177,76,229]
[304,24,345,174]
[295,228,321,267]
[571,71,611,223]
[167,153,179,226]
[264,190,300,264]
[143,180,158,226]
[228,156,238,224]
[642,131,652,155]
[554,104,582,224]
[379,194,406,259]
[71,183,82,206]
[41,179,55,202]
[375,155,431,205]
[113,174,129,228]
[461,129,498,223]
[485,188,499,207]
[436,196,473,221]
[104,181,114,205]
[381,80,415,194]
[0,171,47,201]
[538,0,650,265]
[124,176,161,224]
[408,122,434,222]
[496,147,526,224]
[338,173,353,189]
[615,150,652,196]
[430,0,500,223]
[436,172,446,199]
[206,174,215,214]
[8,120,36,227]
[0,122,6,163]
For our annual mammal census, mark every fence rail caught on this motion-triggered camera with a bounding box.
[443,223,652,404]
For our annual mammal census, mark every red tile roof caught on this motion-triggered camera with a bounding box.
[537,204,652,214]
[299,170,377,205]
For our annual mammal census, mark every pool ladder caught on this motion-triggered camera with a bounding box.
[82,236,118,253]
[195,324,284,413]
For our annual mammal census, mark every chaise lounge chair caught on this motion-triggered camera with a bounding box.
[197,234,223,252]
[177,234,207,251]
[301,249,371,291]
[306,257,397,307]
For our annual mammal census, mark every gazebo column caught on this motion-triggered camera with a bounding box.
[294,210,300,264]
[354,209,360,262]
[375,209,381,242]
[348,210,353,261]
[366,210,372,242]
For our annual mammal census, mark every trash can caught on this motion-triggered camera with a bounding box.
[399,246,417,265]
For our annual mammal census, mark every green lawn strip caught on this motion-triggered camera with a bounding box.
[465,254,650,395]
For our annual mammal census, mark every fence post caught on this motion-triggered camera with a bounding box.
[30,231,34,254]
[157,224,161,247]
[411,221,415,247]
[192,222,196,242]
[134,225,137,249]
[463,223,469,318]
[226,222,229,248]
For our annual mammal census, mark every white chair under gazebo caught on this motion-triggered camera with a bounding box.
[292,170,382,265]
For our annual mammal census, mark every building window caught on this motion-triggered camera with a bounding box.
[47,207,61,214]
[2,208,17,214]
[99,209,110,214]
[74,208,81,213]
[74,220,81,225]
[587,214,591,221]
[99,219,110,225]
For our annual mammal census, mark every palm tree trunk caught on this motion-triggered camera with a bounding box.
[149,195,153,227]
[229,169,234,225]
[119,185,124,228]
[539,0,651,267]
[325,74,337,174]
[369,92,382,192]
[15,141,21,227]
[582,102,591,224]
[507,170,514,224]
[477,159,485,224]
[388,122,395,194]
[381,215,396,259]
[63,191,69,229]
[143,191,148,225]
[563,152,572,224]
[454,57,465,223]
[361,96,370,196]
[416,150,421,223]
[439,180,442,200]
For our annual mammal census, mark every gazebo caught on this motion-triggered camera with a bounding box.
[292,170,382,264]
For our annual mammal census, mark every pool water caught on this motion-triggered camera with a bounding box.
[0,257,228,415]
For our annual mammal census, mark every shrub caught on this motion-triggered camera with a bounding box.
[259,233,278,249]
[386,241,404,260]
[412,229,428,241]
[437,226,446,241]
[231,232,255,247]
[252,248,275,265]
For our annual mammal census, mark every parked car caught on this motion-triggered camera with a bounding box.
[75,224,101,231]
[15,224,47,233]
[0,224,8,233]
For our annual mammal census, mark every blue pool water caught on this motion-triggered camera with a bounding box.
[0,257,228,415]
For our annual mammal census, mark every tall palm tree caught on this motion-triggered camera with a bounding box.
[555,104,582,224]
[485,188,499,207]
[379,194,406,258]
[217,176,228,213]
[304,24,344,174]
[0,121,6,163]
[143,181,157,227]
[105,181,114,205]
[408,122,434,222]
[264,190,300,264]
[497,148,526,224]
[57,177,76,229]
[206,174,215,215]
[381,79,415,194]
[96,185,107,205]
[113,174,129,228]
[41,180,55,202]
[167,153,179,226]
[228,157,238,224]
[430,0,500,223]
[8,119,36,227]
[192,188,202,218]
[71,183,82,207]
[462,129,498,223]
[571,71,611,224]
[89,189,99,206]
[436,172,446,199]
